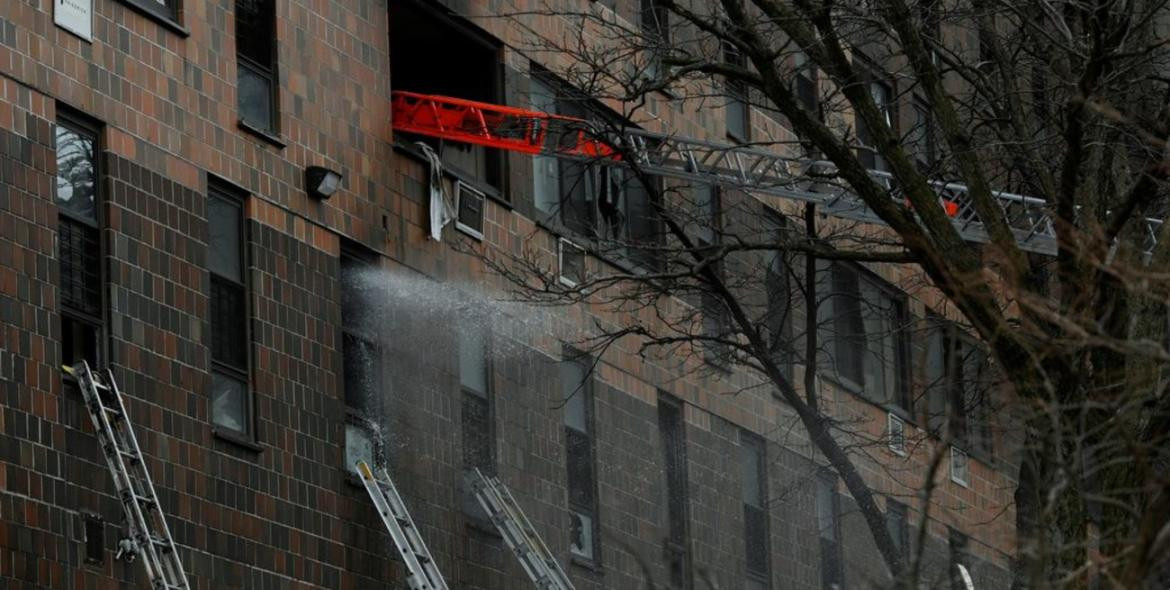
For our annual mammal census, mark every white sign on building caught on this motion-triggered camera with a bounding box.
[54,0,93,42]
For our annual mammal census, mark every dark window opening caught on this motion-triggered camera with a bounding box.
[765,217,796,381]
[741,432,770,584]
[392,1,504,195]
[563,350,599,561]
[660,393,691,589]
[817,470,843,590]
[819,262,910,410]
[795,51,819,118]
[56,114,103,374]
[235,0,278,133]
[209,188,251,436]
[84,514,104,565]
[460,329,495,522]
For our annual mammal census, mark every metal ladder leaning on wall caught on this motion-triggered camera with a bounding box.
[64,361,191,590]
[355,459,449,590]
[467,468,576,590]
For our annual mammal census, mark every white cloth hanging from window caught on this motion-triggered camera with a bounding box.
[418,142,455,241]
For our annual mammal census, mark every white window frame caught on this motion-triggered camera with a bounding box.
[887,412,907,456]
[950,445,970,487]
[558,237,587,287]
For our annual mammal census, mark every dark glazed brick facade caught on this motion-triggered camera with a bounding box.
[0,0,1017,586]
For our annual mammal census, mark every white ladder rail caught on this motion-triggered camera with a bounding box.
[65,361,190,590]
[354,460,449,590]
[466,468,576,590]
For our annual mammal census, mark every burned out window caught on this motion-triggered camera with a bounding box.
[341,245,383,471]
[659,393,692,589]
[235,0,278,134]
[56,115,103,372]
[535,71,663,269]
[949,528,971,590]
[392,1,505,196]
[741,432,770,586]
[209,188,251,436]
[562,350,599,562]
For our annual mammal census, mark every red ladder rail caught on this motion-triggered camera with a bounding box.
[391,91,616,159]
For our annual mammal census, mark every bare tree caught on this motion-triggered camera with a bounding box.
[450,0,1170,587]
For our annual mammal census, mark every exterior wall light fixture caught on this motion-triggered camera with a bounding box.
[305,166,342,199]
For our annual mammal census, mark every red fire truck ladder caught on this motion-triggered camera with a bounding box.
[391,91,1163,257]
[64,361,190,590]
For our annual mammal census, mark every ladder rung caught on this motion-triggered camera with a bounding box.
[123,490,156,508]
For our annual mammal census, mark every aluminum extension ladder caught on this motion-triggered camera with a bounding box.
[64,361,190,590]
[355,460,449,590]
[466,468,575,590]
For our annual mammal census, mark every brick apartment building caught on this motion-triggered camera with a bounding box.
[0,0,1019,588]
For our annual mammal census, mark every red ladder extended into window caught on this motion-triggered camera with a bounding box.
[391,91,617,159]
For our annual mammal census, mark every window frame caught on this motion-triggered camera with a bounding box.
[854,66,896,173]
[208,184,254,441]
[562,348,600,565]
[723,39,750,143]
[339,243,385,472]
[764,211,796,381]
[821,262,911,412]
[885,498,910,560]
[925,315,994,458]
[659,392,692,589]
[816,469,844,590]
[56,111,106,375]
[460,328,496,476]
[911,97,937,170]
[741,431,771,586]
[116,0,185,34]
[235,0,280,138]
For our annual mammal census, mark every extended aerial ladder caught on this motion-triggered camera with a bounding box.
[64,361,190,590]
[391,91,1163,257]
[466,468,576,590]
[355,460,449,590]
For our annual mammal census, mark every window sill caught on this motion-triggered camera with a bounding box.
[238,120,286,149]
[213,427,263,453]
[570,554,603,573]
[114,0,190,37]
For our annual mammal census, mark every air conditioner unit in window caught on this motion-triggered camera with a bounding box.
[950,446,970,487]
[454,180,485,240]
[558,238,586,287]
[887,412,906,456]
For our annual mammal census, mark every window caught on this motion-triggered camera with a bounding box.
[911,99,936,169]
[856,79,893,172]
[741,432,770,586]
[764,220,796,380]
[235,0,278,134]
[558,238,586,287]
[885,499,909,560]
[949,528,971,590]
[562,351,598,561]
[640,0,669,80]
[794,51,818,116]
[816,470,843,590]
[531,78,562,219]
[888,412,907,455]
[724,40,749,142]
[698,186,730,366]
[660,393,691,589]
[460,329,494,476]
[925,317,993,455]
[392,1,505,195]
[536,73,662,268]
[121,0,179,25]
[454,181,486,240]
[56,115,103,373]
[83,514,104,565]
[209,188,251,435]
[819,263,909,409]
[950,446,970,486]
[341,246,382,471]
